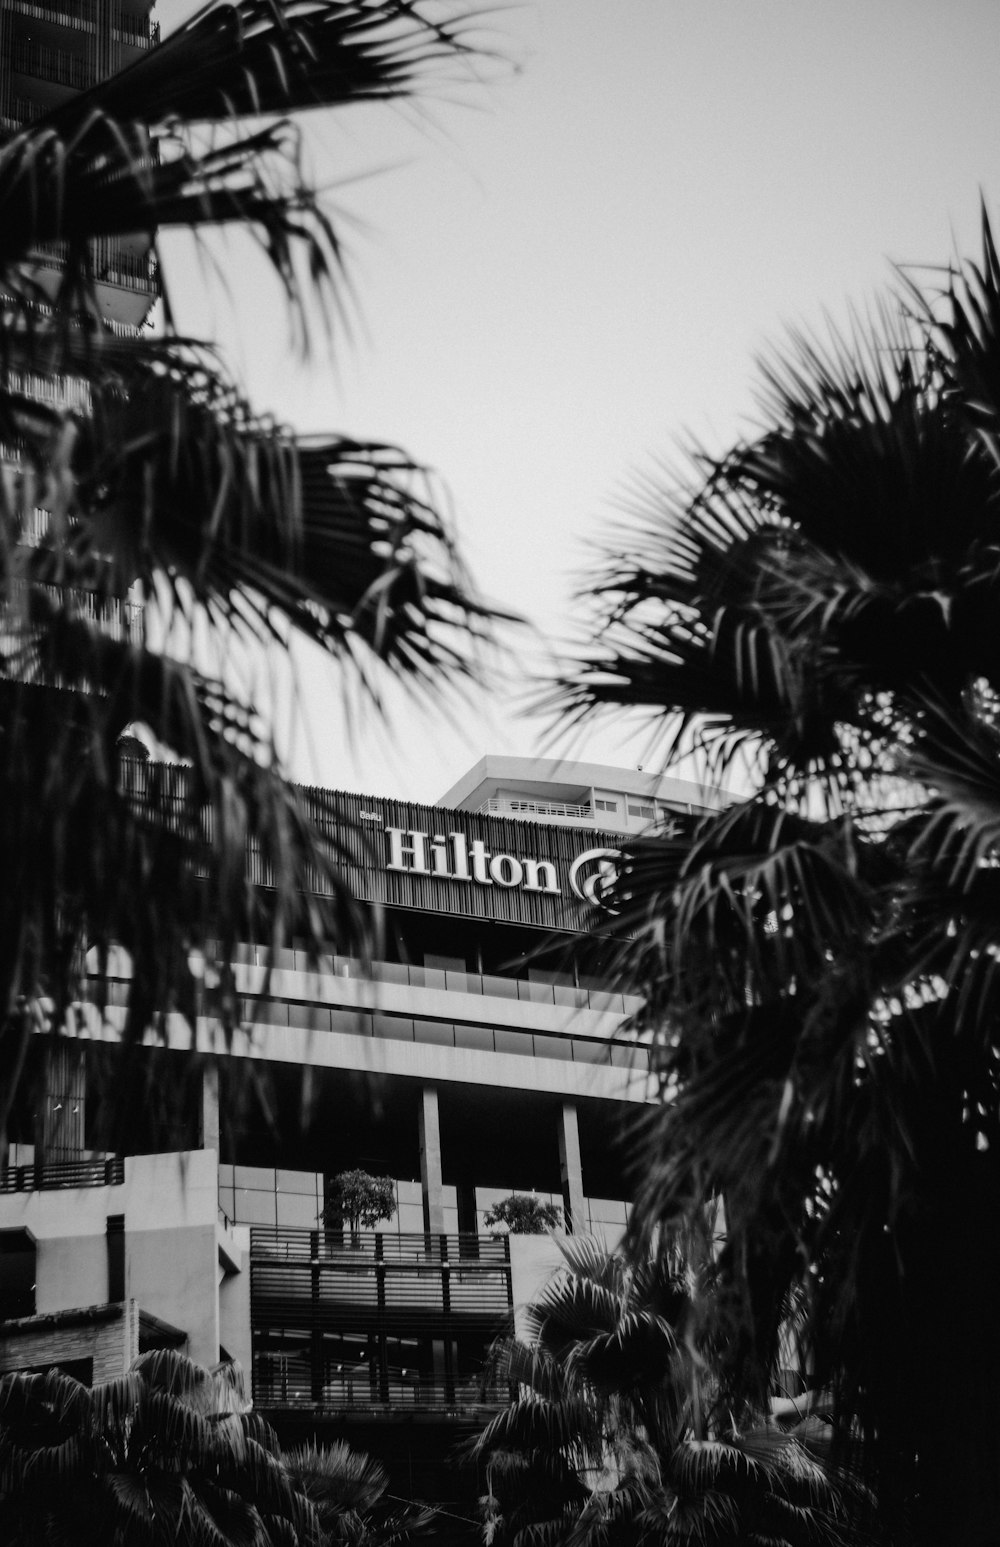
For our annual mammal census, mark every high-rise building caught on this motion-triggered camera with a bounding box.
[0,756,702,1506]
[0,3,160,1184]
[0,0,160,327]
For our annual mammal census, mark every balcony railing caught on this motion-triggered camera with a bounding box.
[4,366,92,414]
[113,15,160,48]
[232,947,644,1018]
[251,1228,510,1266]
[32,238,159,296]
[6,0,97,33]
[5,1,159,49]
[253,1359,509,1412]
[10,38,95,90]
[250,1229,513,1413]
[0,1156,124,1192]
[478,796,593,820]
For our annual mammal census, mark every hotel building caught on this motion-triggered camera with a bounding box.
[0,757,704,1504]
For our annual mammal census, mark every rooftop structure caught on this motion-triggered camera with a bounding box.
[441,752,721,834]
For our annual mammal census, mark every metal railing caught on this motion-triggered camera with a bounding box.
[233,947,643,1017]
[5,0,158,48]
[478,796,593,820]
[33,238,159,295]
[10,38,94,89]
[253,1359,508,1412]
[251,1228,510,1266]
[250,1229,513,1413]
[113,15,160,48]
[6,0,97,32]
[0,1156,124,1192]
[3,366,92,413]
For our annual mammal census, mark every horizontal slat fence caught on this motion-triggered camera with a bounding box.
[250,1228,513,1414]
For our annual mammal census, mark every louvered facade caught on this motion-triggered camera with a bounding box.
[0,0,159,328]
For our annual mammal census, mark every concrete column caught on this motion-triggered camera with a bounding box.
[200,1059,220,1154]
[419,1085,445,1235]
[558,1100,586,1235]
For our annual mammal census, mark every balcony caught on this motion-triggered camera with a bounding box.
[10,38,95,91]
[250,1228,513,1414]
[254,1361,508,1412]
[4,1,158,49]
[5,1,97,35]
[0,1156,124,1193]
[113,14,160,49]
[477,796,593,821]
[31,238,159,298]
[231,947,643,1018]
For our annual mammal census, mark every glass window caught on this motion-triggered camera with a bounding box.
[454,1024,494,1053]
[414,1020,455,1047]
[610,1043,650,1071]
[276,1193,321,1229]
[518,978,554,1004]
[288,1003,332,1031]
[249,999,288,1026]
[572,1039,609,1064]
[373,1015,413,1042]
[533,1033,573,1061]
[493,1028,534,1057]
[330,1009,371,1036]
[481,974,518,999]
[586,988,624,1014]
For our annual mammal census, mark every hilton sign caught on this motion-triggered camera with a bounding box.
[385,827,620,906]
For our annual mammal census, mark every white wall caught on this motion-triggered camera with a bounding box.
[0,1150,230,1369]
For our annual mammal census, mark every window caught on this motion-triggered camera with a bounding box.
[595,798,618,813]
[107,1215,125,1302]
[627,803,655,819]
[454,1024,494,1053]
[372,1015,413,1042]
[493,1028,534,1057]
[414,1020,455,1047]
[0,1229,36,1320]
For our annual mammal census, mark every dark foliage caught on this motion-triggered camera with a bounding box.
[0,2,505,1143]
[557,209,1000,1545]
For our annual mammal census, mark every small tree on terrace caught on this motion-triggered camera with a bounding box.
[325,1169,396,1236]
[484,1194,562,1234]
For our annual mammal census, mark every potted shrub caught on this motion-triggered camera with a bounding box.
[484,1194,562,1235]
[323,1169,396,1244]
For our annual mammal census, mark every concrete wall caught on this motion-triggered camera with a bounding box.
[509,1233,567,1341]
[0,1150,230,1369]
[219,1225,252,1375]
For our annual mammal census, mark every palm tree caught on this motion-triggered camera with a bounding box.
[557,211,1000,1544]
[0,1349,315,1544]
[470,1236,862,1547]
[0,1347,420,1546]
[0,2,500,1142]
[284,1439,434,1547]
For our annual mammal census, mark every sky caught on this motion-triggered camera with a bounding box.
[160,0,1000,803]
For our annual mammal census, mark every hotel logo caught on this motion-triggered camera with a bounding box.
[385,827,620,907]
